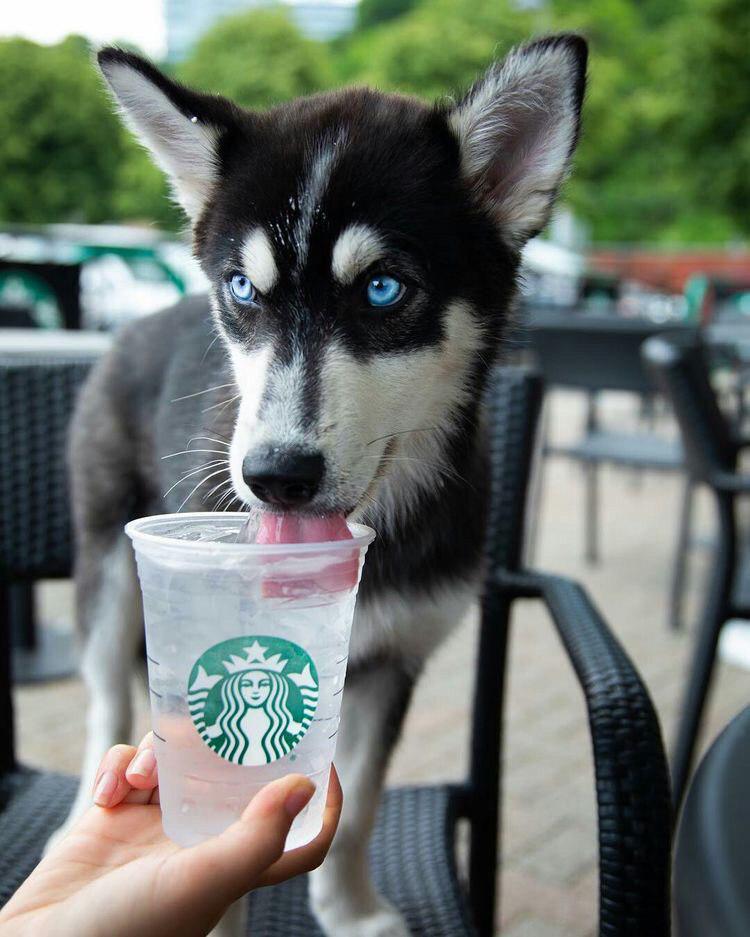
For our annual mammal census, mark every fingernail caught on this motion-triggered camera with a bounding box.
[128,749,156,778]
[93,770,117,807]
[284,780,314,819]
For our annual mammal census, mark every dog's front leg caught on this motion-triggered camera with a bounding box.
[309,658,414,937]
[47,534,143,849]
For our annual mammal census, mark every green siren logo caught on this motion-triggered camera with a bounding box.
[188,636,319,766]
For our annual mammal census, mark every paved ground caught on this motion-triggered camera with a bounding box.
[15,390,750,936]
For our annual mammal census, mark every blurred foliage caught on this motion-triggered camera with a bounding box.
[356,0,419,30]
[0,36,124,223]
[676,0,750,238]
[178,8,333,109]
[339,0,534,101]
[1,0,748,243]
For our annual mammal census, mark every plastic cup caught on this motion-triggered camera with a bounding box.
[125,512,375,849]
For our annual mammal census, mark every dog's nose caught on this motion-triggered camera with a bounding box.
[242,448,325,507]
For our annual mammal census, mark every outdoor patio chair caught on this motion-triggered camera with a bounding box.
[528,315,696,631]
[0,365,672,936]
[643,334,750,809]
[674,705,750,937]
[0,349,102,682]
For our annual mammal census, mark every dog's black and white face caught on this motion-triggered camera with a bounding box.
[99,36,586,522]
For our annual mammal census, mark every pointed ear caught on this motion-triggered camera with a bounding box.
[449,34,587,247]
[97,47,241,219]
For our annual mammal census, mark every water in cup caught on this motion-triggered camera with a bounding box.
[126,512,375,849]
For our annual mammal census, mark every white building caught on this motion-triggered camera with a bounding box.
[165,0,358,60]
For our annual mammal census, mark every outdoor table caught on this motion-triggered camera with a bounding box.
[675,706,750,937]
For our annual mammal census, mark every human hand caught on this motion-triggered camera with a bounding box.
[0,734,342,937]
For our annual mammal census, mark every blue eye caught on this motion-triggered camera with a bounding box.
[229,274,256,305]
[366,275,405,308]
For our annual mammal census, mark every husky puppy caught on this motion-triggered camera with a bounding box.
[60,34,587,936]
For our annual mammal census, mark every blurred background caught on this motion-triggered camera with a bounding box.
[2,3,750,935]
[1,0,749,328]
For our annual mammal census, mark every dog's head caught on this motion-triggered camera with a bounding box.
[99,36,586,523]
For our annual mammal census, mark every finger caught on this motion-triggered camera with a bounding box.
[91,744,139,808]
[256,765,343,887]
[174,774,315,905]
[124,732,158,791]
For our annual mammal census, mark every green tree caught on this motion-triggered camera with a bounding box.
[675,0,750,238]
[339,0,533,100]
[356,0,419,31]
[0,36,125,223]
[179,8,333,110]
[526,0,700,242]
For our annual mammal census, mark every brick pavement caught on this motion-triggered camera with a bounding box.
[14,390,750,935]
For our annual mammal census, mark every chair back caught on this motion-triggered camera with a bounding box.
[482,366,543,575]
[642,334,736,483]
[0,356,95,579]
[530,316,695,394]
[465,366,542,934]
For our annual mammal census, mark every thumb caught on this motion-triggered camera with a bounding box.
[174,774,315,904]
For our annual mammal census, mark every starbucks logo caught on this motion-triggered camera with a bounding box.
[188,636,319,766]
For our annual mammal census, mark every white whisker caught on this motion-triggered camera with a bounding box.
[216,487,239,511]
[187,435,231,448]
[170,382,236,403]
[163,460,228,498]
[202,393,242,414]
[176,467,233,513]
[162,449,228,460]
[205,477,232,503]
[200,334,221,365]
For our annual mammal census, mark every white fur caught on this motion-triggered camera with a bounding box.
[317,300,486,523]
[47,536,143,850]
[240,227,278,294]
[352,580,477,666]
[293,132,346,267]
[449,40,581,245]
[228,345,317,504]
[311,581,475,936]
[99,61,219,217]
[228,344,274,501]
[331,224,385,285]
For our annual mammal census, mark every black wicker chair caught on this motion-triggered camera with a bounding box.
[0,365,672,936]
[643,334,750,810]
[527,317,699,634]
[0,353,99,683]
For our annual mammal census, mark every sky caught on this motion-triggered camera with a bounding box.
[1,0,359,57]
[2,0,168,56]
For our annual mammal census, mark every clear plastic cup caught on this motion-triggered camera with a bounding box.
[125,512,375,849]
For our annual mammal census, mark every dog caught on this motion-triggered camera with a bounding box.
[57,33,587,936]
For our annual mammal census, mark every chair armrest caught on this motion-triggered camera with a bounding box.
[494,569,672,937]
[730,432,750,451]
[710,470,750,494]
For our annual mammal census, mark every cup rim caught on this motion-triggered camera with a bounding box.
[125,511,376,556]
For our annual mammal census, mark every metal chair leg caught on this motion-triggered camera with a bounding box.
[669,477,696,631]
[584,461,600,565]
[9,583,36,650]
[523,396,550,566]
[672,493,735,812]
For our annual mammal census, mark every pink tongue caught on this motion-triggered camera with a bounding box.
[254,513,352,544]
